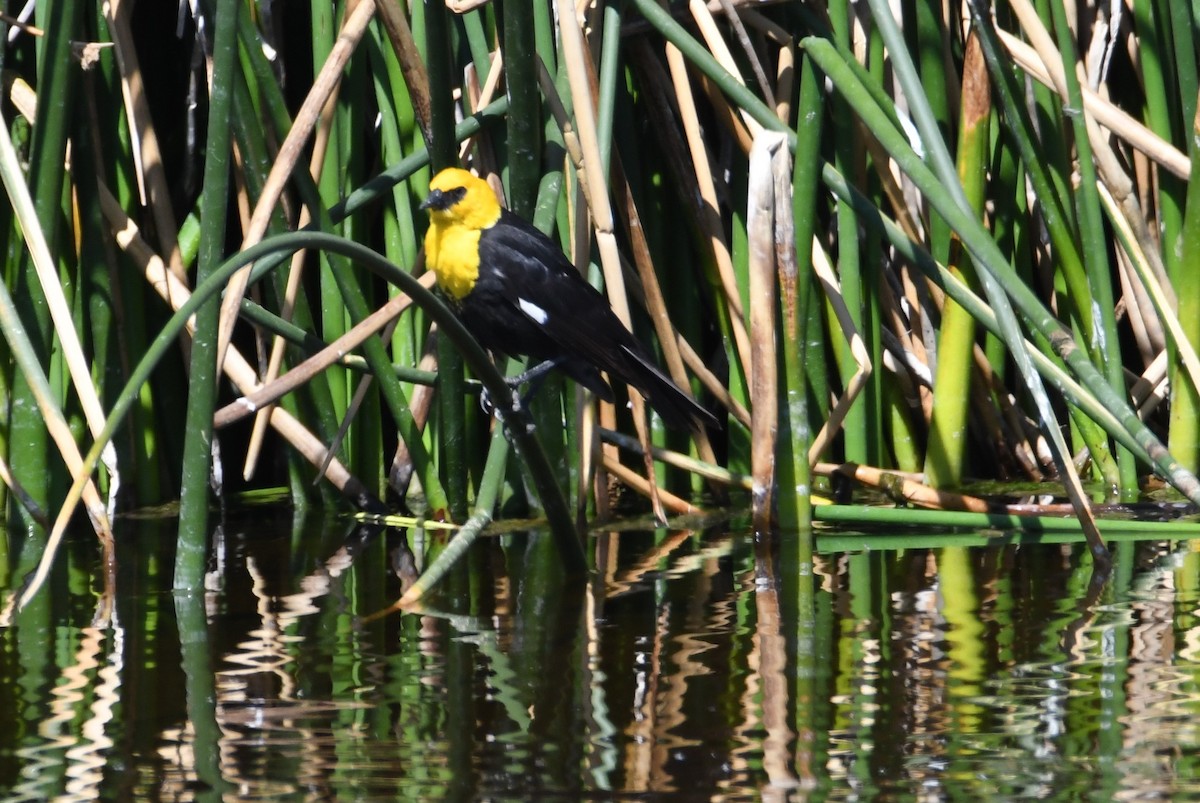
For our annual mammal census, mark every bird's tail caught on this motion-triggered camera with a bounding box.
[619,347,718,432]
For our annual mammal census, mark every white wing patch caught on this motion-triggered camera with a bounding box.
[517,297,549,325]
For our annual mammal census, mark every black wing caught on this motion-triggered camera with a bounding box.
[471,211,715,430]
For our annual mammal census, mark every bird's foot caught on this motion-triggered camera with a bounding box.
[479,383,536,436]
[476,360,561,438]
[479,383,522,419]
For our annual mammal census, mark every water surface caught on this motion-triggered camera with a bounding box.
[2,512,1199,800]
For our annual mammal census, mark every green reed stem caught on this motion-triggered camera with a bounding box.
[778,55,822,531]
[1048,0,1133,492]
[827,0,869,465]
[232,11,350,484]
[0,257,82,518]
[237,12,450,506]
[913,0,953,264]
[504,4,541,217]
[924,32,988,489]
[596,3,622,177]
[424,0,467,519]
[7,0,82,519]
[1165,2,1198,136]
[176,0,238,591]
[501,8,565,511]
[627,0,785,137]
[366,28,422,424]
[236,298,439,386]
[814,503,1200,534]
[1133,0,1185,280]
[460,9,492,83]
[1171,110,1200,470]
[1166,2,1200,472]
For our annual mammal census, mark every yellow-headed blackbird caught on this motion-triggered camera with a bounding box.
[421,167,716,432]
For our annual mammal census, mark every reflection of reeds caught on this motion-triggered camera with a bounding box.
[748,551,800,793]
[12,505,1200,796]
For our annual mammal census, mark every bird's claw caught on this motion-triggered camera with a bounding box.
[479,384,535,436]
[479,384,519,418]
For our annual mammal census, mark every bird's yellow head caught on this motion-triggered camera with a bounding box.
[421,168,503,299]
[421,168,502,230]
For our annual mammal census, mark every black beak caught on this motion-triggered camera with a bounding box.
[420,190,445,211]
[421,185,466,212]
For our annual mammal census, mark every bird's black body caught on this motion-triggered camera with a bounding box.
[423,170,715,432]
[456,211,612,390]
[466,211,711,431]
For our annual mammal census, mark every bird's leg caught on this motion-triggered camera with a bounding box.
[478,359,562,430]
[507,359,566,420]
[478,359,561,420]
[505,359,561,397]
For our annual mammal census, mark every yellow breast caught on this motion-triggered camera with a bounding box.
[424,221,482,300]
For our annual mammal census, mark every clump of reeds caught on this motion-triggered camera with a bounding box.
[2,1,1198,602]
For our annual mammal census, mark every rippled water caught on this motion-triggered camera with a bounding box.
[2,513,1200,800]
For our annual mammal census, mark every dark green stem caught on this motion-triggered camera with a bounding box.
[176,0,239,591]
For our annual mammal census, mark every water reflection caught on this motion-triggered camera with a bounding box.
[2,516,1200,799]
